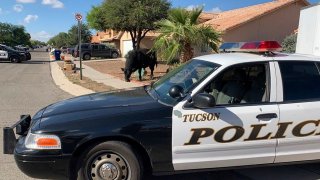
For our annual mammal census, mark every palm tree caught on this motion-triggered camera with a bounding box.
[153,7,221,63]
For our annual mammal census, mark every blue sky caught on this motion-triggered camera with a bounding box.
[0,0,318,42]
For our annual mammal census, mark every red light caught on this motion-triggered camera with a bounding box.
[240,41,282,52]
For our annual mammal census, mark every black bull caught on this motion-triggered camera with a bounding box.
[121,49,158,82]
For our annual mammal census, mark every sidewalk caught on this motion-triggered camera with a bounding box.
[50,52,143,96]
[73,60,142,89]
[50,60,94,96]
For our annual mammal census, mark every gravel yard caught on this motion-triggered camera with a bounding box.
[57,61,116,92]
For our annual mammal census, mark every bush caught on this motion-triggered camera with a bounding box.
[282,34,297,53]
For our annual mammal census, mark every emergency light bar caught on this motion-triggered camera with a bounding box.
[219,41,282,52]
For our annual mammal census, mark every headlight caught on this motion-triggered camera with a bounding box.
[20,53,25,55]
[25,133,61,150]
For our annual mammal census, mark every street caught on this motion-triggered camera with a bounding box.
[0,50,72,179]
[1,51,320,180]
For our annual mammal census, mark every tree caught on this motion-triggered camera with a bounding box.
[30,40,47,47]
[48,32,70,48]
[47,24,92,48]
[0,22,31,46]
[152,8,221,63]
[282,34,297,53]
[87,0,170,50]
[68,24,92,46]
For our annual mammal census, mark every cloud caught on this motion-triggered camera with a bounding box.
[42,0,64,8]
[24,14,38,23]
[13,4,23,12]
[210,7,222,13]
[186,5,196,10]
[31,31,53,42]
[185,4,205,11]
[16,0,36,3]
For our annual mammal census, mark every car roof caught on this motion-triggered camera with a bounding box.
[195,52,320,66]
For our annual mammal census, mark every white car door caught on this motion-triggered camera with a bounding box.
[172,62,280,171]
[275,61,320,163]
[0,49,8,60]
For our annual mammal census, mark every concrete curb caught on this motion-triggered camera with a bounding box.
[49,60,94,96]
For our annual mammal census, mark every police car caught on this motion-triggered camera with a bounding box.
[3,41,320,180]
[0,44,26,63]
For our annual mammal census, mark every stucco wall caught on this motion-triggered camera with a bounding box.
[223,2,305,43]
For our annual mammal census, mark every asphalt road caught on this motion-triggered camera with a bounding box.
[0,51,72,180]
[1,51,320,180]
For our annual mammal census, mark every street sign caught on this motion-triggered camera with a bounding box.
[75,13,82,21]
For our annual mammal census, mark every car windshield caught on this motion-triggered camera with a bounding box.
[151,59,220,106]
[3,45,15,51]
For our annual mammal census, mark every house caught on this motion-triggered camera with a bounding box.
[91,0,309,57]
[91,30,158,57]
[202,0,309,43]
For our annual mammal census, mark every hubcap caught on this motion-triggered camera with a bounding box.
[99,163,118,180]
[90,153,129,180]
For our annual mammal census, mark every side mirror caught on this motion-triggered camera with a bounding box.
[169,85,184,98]
[193,93,216,109]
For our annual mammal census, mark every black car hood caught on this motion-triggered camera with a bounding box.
[42,87,156,117]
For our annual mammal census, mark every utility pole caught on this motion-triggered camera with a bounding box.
[75,13,83,80]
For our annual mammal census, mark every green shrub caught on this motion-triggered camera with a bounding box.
[282,34,297,53]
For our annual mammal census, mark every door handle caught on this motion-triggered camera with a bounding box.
[256,113,278,120]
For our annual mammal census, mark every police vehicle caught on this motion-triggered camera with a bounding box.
[0,44,26,63]
[3,41,320,180]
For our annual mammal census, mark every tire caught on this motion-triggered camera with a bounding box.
[10,56,21,63]
[76,141,143,180]
[83,54,91,60]
[111,52,119,59]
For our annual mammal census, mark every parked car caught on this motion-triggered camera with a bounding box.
[14,46,31,60]
[67,47,74,55]
[16,45,29,51]
[5,41,320,179]
[73,43,120,60]
[0,44,26,63]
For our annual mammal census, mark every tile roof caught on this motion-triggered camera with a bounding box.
[202,0,309,31]
[198,12,219,24]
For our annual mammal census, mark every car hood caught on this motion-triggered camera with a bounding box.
[41,87,156,118]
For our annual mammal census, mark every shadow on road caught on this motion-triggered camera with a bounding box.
[22,60,50,64]
[147,170,250,180]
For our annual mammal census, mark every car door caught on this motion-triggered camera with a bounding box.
[91,44,99,57]
[0,46,8,60]
[172,62,280,171]
[100,44,111,57]
[275,61,320,163]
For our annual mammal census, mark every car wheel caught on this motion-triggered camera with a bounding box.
[83,54,91,60]
[112,52,119,58]
[76,141,143,180]
[10,56,21,63]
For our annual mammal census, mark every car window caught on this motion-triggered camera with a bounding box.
[100,45,108,50]
[152,60,220,105]
[92,45,99,50]
[81,44,89,49]
[202,62,268,105]
[279,61,320,101]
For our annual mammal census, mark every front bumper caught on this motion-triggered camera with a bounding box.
[3,115,31,154]
[15,136,71,179]
[3,115,71,179]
